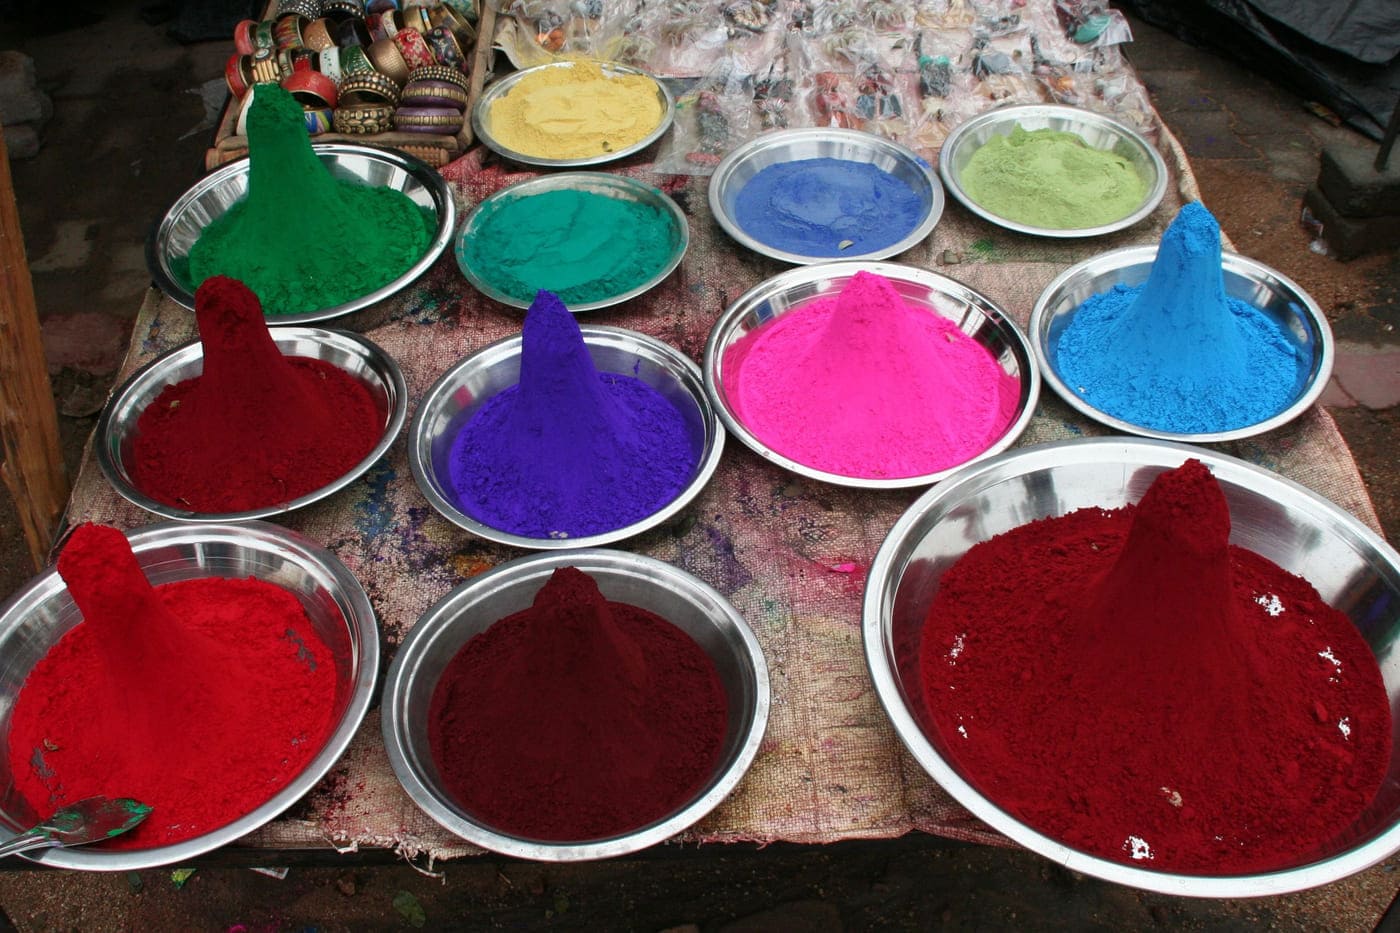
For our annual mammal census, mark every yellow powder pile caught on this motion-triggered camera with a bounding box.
[487,61,665,160]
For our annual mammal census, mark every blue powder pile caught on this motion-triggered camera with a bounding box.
[732,157,926,257]
[447,290,699,539]
[1054,202,1307,434]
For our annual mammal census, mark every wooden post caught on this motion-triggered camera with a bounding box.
[0,122,69,569]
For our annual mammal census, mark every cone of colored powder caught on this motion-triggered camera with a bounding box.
[130,275,383,512]
[447,290,699,539]
[183,83,434,315]
[1053,202,1307,434]
[722,270,1020,479]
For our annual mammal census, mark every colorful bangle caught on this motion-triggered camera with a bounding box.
[366,0,399,12]
[365,12,388,42]
[282,68,339,108]
[408,64,469,94]
[302,17,335,51]
[338,71,402,107]
[333,102,395,134]
[252,19,277,50]
[339,44,376,76]
[425,26,466,72]
[233,19,259,54]
[225,53,253,98]
[382,10,404,37]
[321,0,363,20]
[303,107,335,134]
[276,0,320,17]
[273,13,306,50]
[401,78,468,111]
[316,45,344,83]
[291,48,318,72]
[392,105,464,134]
[392,26,436,70]
[275,48,297,79]
[403,6,431,33]
[366,37,411,86]
[333,16,372,47]
[428,5,474,43]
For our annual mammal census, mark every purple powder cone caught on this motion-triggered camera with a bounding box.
[447,291,700,539]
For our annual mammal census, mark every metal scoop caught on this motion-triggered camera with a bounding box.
[0,797,152,858]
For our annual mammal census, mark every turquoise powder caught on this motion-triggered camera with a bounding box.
[1054,202,1308,434]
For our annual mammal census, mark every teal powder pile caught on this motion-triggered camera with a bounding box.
[182,84,436,315]
[1054,201,1308,434]
[461,188,677,305]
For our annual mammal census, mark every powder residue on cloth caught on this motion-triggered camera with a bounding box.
[919,460,1391,873]
[6,523,339,849]
[732,157,927,257]
[960,123,1148,229]
[721,270,1020,479]
[448,290,699,539]
[461,187,676,305]
[131,275,383,513]
[428,566,728,841]
[486,60,665,160]
[183,83,435,315]
[1054,202,1306,434]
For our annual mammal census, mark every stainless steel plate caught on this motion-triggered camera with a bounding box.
[703,261,1039,489]
[0,520,379,870]
[96,327,408,521]
[1030,245,1333,442]
[709,127,944,265]
[864,437,1400,897]
[146,143,455,324]
[939,103,1167,238]
[382,548,769,860]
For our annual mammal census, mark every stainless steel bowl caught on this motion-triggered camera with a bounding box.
[0,520,379,871]
[709,128,945,265]
[703,261,1039,489]
[864,437,1400,898]
[471,61,676,168]
[96,327,408,522]
[938,104,1167,238]
[146,143,456,324]
[1030,245,1333,442]
[409,325,724,548]
[382,548,769,860]
[454,172,689,312]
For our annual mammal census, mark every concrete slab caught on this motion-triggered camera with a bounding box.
[1319,143,1400,217]
[1331,343,1400,410]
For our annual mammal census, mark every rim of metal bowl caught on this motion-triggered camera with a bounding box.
[454,171,689,312]
[0,519,379,871]
[938,103,1168,239]
[407,324,725,548]
[862,436,1400,897]
[145,143,456,325]
[471,60,676,168]
[702,260,1040,489]
[95,327,409,522]
[1029,244,1335,443]
[708,127,945,265]
[382,548,770,861]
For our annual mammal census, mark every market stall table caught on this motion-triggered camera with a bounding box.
[52,2,1385,867]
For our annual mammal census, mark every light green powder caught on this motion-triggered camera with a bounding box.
[960,124,1148,229]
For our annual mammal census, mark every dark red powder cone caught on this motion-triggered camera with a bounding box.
[475,567,657,778]
[186,275,342,467]
[1065,460,1270,738]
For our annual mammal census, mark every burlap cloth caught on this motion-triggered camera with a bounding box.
[60,78,1381,863]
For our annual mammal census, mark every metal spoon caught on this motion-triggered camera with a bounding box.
[0,797,152,858]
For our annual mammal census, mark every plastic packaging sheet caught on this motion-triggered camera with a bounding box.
[488,0,1156,173]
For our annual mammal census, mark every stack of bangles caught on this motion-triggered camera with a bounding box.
[226,0,476,138]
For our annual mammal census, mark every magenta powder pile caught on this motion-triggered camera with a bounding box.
[722,271,1020,478]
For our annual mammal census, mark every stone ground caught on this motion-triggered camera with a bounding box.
[0,2,1397,930]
